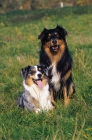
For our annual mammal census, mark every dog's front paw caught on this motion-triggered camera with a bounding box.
[35,108,41,114]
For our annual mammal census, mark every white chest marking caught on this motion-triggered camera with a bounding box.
[50,64,61,91]
[23,81,53,111]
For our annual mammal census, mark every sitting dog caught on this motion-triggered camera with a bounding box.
[17,65,54,113]
[38,25,75,106]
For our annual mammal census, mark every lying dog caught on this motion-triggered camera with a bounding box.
[38,25,75,106]
[17,65,54,113]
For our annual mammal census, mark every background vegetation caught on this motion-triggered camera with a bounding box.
[0,6,92,140]
[0,0,92,13]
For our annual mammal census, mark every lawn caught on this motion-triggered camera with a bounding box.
[0,6,92,140]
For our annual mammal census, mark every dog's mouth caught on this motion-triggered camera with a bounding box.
[32,78,44,88]
[50,45,59,52]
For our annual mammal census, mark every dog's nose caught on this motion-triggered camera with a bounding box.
[52,39,57,44]
[38,74,42,78]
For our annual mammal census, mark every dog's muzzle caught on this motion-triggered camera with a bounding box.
[50,39,59,52]
[32,78,44,88]
[51,45,59,52]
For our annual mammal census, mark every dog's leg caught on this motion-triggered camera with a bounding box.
[62,70,71,82]
[63,85,69,106]
[63,82,75,106]
[62,70,71,106]
[62,70,75,106]
[68,82,75,98]
[50,88,56,106]
[63,84,70,106]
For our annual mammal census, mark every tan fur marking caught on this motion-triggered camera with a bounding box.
[46,88,56,108]
[42,75,47,86]
[31,67,36,71]
[68,83,74,98]
[63,70,71,82]
[44,39,65,63]
[55,32,58,35]
[49,88,56,105]
[25,75,34,86]
[29,97,40,107]
[63,86,67,100]
[63,85,72,106]
[64,98,70,106]
[25,73,47,87]
[63,85,70,106]
[48,33,51,37]
[38,67,42,71]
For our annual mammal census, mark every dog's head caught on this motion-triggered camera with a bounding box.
[21,65,48,88]
[38,25,68,53]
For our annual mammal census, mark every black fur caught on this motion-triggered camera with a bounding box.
[21,65,32,79]
[38,25,75,102]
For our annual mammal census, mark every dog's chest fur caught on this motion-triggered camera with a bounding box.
[49,63,61,91]
[23,81,52,110]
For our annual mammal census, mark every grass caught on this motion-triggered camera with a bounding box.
[0,6,92,140]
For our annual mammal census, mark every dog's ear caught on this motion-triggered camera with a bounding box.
[38,28,47,40]
[40,64,49,76]
[56,25,68,36]
[38,64,48,76]
[21,65,31,78]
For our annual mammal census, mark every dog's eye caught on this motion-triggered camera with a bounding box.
[39,68,43,73]
[38,67,42,71]
[48,34,51,39]
[55,32,59,37]
[55,32,57,35]
[30,70,36,75]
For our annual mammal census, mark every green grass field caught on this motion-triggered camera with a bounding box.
[0,6,92,140]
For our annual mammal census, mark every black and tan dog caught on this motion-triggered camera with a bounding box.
[17,65,54,113]
[38,25,75,106]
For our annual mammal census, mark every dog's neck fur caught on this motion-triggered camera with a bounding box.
[44,42,65,64]
[50,64,61,91]
[23,80,52,111]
